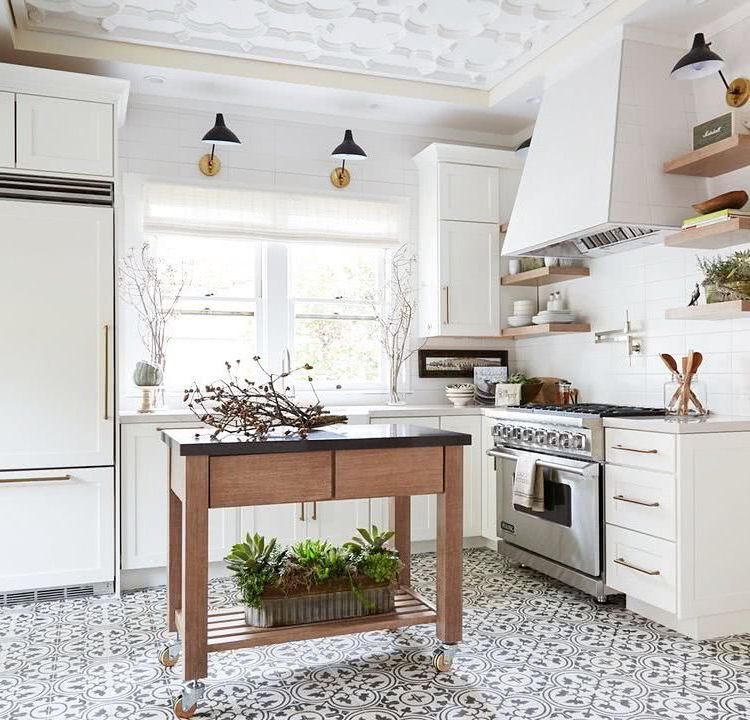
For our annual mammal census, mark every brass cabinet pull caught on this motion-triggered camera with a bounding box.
[299,503,305,522]
[155,426,203,432]
[312,501,317,520]
[614,557,661,576]
[103,324,110,420]
[613,445,657,454]
[613,495,660,508]
[0,474,72,484]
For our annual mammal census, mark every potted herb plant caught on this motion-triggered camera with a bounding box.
[494,372,539,406]
[225,527,402,627]
[698,250,750,303]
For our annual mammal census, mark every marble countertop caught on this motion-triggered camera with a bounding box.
[603,415,750,434]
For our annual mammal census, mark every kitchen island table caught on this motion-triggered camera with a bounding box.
[160,423,470,718]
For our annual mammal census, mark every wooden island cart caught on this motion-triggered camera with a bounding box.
[160,423,470,718]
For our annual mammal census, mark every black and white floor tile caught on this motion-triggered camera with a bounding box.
[2,549,750,719]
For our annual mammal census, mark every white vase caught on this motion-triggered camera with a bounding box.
[494,383,523,407]
[508,259,521,275]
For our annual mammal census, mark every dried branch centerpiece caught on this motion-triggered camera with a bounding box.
[184,357,348,439]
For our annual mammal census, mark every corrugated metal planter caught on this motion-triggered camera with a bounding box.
[245,582,394,627]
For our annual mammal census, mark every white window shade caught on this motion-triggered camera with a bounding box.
[143,182,405,247]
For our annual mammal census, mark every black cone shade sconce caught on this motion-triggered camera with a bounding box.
[199,113,241,176]
[330,129,367,188]
[671,33,750,108]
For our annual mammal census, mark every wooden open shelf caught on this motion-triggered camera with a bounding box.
[501,322,591,339]
[501,265,589,287]
[665,300,750,321]
[665,217,750,250]
[175,588,436,653]
[663,135,750,177]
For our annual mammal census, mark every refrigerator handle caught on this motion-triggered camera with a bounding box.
[103,324,110,421]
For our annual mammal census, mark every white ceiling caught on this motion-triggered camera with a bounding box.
[15,0,615,91]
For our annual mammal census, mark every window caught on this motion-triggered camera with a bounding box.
[134,180,406,394]
[290,243,386,387]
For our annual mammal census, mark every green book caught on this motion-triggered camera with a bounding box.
[683,208,750,228]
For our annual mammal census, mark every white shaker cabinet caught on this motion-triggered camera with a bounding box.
[439,162,499,223]
[121,423,239,570]
[481,415,499,544]
[15,95,114,177]
[440,415,482,538]
[0,200,114,470]
[0,467,114,593]
[0,92,13,168]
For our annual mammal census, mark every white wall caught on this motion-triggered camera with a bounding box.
[514,14,750,416]
[117,96,516,408]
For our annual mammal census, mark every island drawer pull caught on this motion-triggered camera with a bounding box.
[614,557,660,576]
[612,445,658,454]
[0,474,72,484]
[613,495,660,508]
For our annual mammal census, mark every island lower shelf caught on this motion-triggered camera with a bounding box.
[175,587,436,653]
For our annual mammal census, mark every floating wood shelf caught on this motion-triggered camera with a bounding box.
[501,266,589,287]
[665,300,750,321]
[663,135,750,177]
[175,588,436,653]
[665,217,750,250]
[501,322,591,339]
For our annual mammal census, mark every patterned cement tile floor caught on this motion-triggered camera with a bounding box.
[1,548,750,720]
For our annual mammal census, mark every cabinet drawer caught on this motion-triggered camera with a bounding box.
[605,465,675,541]
[209,452,333,507]
[0,467,114,592]
[605,429,675,473]
[606,524,676,613]
[335,447,444,499]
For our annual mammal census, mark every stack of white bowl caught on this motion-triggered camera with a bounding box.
[445,383,475,407]
[507,299,535,328]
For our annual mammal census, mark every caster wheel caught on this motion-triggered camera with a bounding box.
[433,650,454,672]
[159,643,180,668]
[173,697,197,718]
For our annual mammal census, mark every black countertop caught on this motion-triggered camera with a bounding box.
[162,423,472,457]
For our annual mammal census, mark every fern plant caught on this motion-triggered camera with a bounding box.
[225,533,285,609]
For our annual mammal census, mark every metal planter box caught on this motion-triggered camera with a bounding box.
[245,583,394,627]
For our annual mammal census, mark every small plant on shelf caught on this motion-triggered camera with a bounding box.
[225,533,286,610]
[698,250,750,303]
[344,526,402,585]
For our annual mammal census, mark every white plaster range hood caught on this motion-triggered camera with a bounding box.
[503,30,705,258]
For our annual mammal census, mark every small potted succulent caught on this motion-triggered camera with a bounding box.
[698,250,750,303]
[226,527,402,627]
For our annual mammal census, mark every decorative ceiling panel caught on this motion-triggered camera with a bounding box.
[19,0,615,89]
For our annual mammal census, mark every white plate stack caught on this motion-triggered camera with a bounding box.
[507,300,535,328]
[445,383,475,407]
[532,310,576,324]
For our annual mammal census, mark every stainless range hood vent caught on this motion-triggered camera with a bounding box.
[575,224,660,255]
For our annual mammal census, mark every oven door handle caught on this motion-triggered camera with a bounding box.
[486,448,597,477]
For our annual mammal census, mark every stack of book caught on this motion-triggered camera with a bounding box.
[682,208,750,230]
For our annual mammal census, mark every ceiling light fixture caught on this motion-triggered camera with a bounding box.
[515,137,531,160]
[671,33,750,108]
[199,113,241,177]
[330,129,367,189]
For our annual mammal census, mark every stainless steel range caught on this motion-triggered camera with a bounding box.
[487,403,665,601]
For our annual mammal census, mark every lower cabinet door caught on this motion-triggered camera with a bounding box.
[239,503,307,548]
[481,415,499,542]
[440,415,482,538]
[0,467,114,592]
[308,499,371,546]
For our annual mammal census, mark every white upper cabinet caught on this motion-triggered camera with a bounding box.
[0,201,114,469]
[439,220,500,336]
[16,95,114,177]
[439,163,499,223]
[0,92,13,168]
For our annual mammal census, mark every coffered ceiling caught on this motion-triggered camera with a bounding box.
[12,0,617,93]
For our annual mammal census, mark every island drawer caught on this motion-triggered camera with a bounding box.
[209,452,333,507]
[334,447,444,499]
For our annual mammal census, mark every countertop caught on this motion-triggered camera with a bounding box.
[162,423,473,456]
[603,415,750,434]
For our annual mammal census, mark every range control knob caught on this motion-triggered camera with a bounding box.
[522,428,534,442]
[512,427,522,440]
[574,434,586,450]
[535,429,547,444]
[547,431,559,446]
[559,432,571,448]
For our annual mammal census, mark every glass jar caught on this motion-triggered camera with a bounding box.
[664,374,708,416]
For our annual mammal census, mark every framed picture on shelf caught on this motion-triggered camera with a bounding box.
[417,349,509,379]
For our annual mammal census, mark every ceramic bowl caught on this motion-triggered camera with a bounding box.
[507,315,533,327]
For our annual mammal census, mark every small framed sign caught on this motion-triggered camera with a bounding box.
[693,111,748,150]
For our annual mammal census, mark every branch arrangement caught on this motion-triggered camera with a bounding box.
[119,242,188,371]
[184,357,348,439]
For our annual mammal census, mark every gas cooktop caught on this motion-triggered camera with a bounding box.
[507,403,666,418]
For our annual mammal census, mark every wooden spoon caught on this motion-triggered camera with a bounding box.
[681,354,693,415]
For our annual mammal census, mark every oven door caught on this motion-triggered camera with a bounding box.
[489,446,602,577]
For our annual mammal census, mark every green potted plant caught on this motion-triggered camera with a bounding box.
[697,250,750,303]
[225,527,402,627]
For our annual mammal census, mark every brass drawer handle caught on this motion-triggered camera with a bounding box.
[613,495,660,508]
[614,557,661,576]
[613,445,658,454]
[0,474,72,484]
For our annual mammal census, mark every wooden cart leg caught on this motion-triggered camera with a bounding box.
[391,496,411,587]
[436,446,463,645]
[167,488,182,633]
[181,456,209,682]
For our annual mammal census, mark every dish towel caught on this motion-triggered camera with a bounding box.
[512,454,545,512]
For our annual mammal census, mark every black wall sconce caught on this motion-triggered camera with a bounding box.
[330,129,367,188]
[671,33,750,108]
[199,113,241,176]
